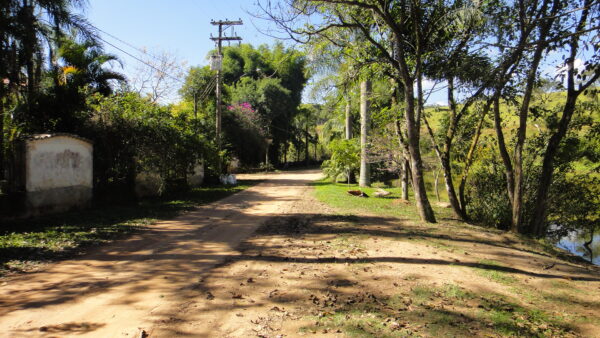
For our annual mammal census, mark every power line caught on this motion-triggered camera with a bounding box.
[92,24,222,105]
[97,36,185,84]
[95,27,166,64]
[92,25,190,76]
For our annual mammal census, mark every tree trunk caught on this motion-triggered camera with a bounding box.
[345,101,352,139]
[305,120,309,166]
[459,100,491,214]
[359,80,371,188]
[345,100,356,183]
[493,97,515,206]
[393,21,435,222]
[434,169,440,202]
[531,95,577,236]
[510,0,557,233]
[422,107,465,219]
[265,144,270,169]
[393,114,410,200]
[402,159,409,200]
[403,80,436,222]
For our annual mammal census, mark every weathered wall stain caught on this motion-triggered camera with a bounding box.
[22,134,93,216]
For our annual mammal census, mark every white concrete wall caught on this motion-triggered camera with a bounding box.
[24,135,93,215]
[26,136,93,192]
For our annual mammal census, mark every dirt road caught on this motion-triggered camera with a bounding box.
[0,170,323,337]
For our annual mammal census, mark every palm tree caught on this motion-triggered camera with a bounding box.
[58,38,125,96]
[1,0,96,170]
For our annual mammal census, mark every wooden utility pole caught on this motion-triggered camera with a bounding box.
[210,19,242,172]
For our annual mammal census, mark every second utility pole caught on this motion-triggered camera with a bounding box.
[210,19,242,173]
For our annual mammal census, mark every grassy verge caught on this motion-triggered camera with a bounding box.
[298,282,573,337]
[0,180,259,275]
[308,178,598,336]
[311,179,454,221]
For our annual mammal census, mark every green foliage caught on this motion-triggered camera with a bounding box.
[321,139,360,183]
[84,92,211,200]
[548,174,600,238]
[464,151,512,229]
[180,43,308,167]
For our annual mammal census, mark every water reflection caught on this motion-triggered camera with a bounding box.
[554,231,599,266]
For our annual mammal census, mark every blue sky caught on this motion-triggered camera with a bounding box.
[84,0,276,68]
[81,1,589,106]
[82,0,291,102]
[83,1,451,105]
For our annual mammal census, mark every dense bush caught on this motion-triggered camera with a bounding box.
[83,92,212,202]
[464,155,512,229]
[321,139,360,184]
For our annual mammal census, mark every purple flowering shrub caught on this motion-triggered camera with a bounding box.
[227,102,268,138]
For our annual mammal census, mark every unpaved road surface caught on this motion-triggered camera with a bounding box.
[0,170,323,337]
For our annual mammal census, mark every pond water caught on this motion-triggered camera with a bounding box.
[552,230,599,266]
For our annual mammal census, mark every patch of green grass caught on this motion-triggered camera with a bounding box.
[549,280,585,294]
[311,179,454,222]
[411,284,435,301]
[300,307,413,337]
[472,259,518,285]
[442,283,472,300]
[0,180,259,275]
[409,283,473,304]
[476,293,573,337]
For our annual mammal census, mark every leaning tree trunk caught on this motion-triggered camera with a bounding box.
[393,23,435,222]
[459,100,491,215]
[434,169,440,202]
[404,80,436,222]
[422,107,464,219]
[359,80,371,188]
[393,115,411,201]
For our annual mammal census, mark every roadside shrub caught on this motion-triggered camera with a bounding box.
[321,139,360,183]
[84,92,211,202]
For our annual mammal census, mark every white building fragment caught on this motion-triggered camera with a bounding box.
[14,134,93,216]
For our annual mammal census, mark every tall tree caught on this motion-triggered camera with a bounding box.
[359,80,371,187]
[258,0,442,221]
[530,0,600,236]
